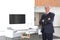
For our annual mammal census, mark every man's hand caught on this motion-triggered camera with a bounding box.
[48,18,51,20]
[42,20,44,22]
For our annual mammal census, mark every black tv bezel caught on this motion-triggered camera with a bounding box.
[9,14,25,24]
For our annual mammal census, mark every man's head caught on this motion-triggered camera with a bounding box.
[45,4,50,14]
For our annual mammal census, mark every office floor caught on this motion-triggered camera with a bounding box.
[14,33,60,40]
[0,27,60,40]
[14,27,60,40]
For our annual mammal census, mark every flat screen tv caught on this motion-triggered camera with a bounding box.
[9,14,25,24]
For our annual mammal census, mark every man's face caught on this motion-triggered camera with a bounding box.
[45,6,50,14]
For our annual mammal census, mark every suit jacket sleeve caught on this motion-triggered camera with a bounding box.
[47,13,55,24]
[39,15,43,25]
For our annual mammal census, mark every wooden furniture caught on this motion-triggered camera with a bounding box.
[35,0,60,7]
[20,32,30,40]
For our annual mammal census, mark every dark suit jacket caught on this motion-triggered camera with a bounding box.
[39,12,55,33]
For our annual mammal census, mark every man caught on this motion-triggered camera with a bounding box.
[39,5,55,40]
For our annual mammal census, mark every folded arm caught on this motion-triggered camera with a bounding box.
[46,14,55,24]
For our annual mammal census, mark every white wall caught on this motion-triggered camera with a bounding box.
[0,0,36,38]
[51,7,60,26]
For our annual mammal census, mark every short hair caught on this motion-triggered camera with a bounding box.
[44,4,50,9]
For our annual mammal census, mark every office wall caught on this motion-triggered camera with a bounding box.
[0,0,35,38]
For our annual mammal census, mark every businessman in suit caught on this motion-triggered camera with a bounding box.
[39,5,55,40]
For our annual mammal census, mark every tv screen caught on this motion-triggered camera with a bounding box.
[9,14,25,24]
